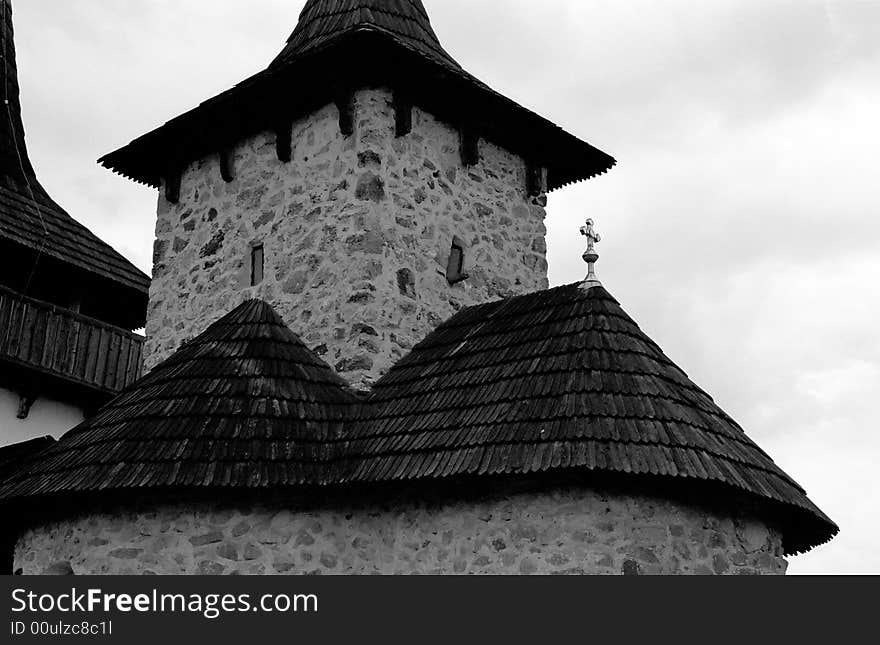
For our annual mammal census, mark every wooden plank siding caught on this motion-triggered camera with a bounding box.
[0,286,144,395]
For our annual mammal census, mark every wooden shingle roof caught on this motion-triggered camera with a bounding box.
[0,436,54,482]
[0,1,150,298]
[273,0,463,73]
[0,300,358,496]
[0,288,837,554]
[0,186,151,296]
[351,284,837,553]
[99,0,615,192]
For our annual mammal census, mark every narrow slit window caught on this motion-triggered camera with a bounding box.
[335,91,355,137]
[251,244,264,286]
[446,241,468,285]
[460,129,480,167]
[275,123,292,162]
[394,91,413,137]
[220,147,236,183]
[164,170,181,204]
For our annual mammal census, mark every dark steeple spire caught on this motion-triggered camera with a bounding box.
[0,0,48,198]
[272,0,463,72]
[0,0,150,313]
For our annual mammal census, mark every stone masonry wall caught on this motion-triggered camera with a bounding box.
[147,88,549,388]
[14,482,787,576]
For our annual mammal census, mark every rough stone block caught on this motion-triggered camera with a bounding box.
[189,531,225,547]
[141,89,549,391]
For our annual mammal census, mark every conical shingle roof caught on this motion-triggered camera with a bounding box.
[0,299,358,497]
[0,0,149,301]
[273,0,463,72]
[0,287,837,554]
[348,284,838,554]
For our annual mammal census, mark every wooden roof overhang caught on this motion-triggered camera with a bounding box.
[98,28,616,193]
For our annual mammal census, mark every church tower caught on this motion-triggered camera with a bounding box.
[100,0,614,388]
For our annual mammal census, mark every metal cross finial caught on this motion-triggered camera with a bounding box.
[580,218,602,288]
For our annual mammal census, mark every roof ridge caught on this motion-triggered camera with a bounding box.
[141,299,352,382]
[446,282,619,320]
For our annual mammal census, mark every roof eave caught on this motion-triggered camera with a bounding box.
[99,29,615,191]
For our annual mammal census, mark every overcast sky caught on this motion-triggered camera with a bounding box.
[11,0,879,574]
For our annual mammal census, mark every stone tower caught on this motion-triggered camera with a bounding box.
[103,0,614,388]
[2,1,837,577]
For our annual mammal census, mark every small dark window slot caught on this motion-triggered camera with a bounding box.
[335,91,355,137]
[275,123,292,163]
[460,130,480,167]
[526,164,546,197]
[446,242,469,285]
[220,147,236,183]
[251,244,264,286]
[164,170,181,204]
[394,91,413,137]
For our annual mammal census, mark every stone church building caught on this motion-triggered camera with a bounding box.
[0,0,836,575]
